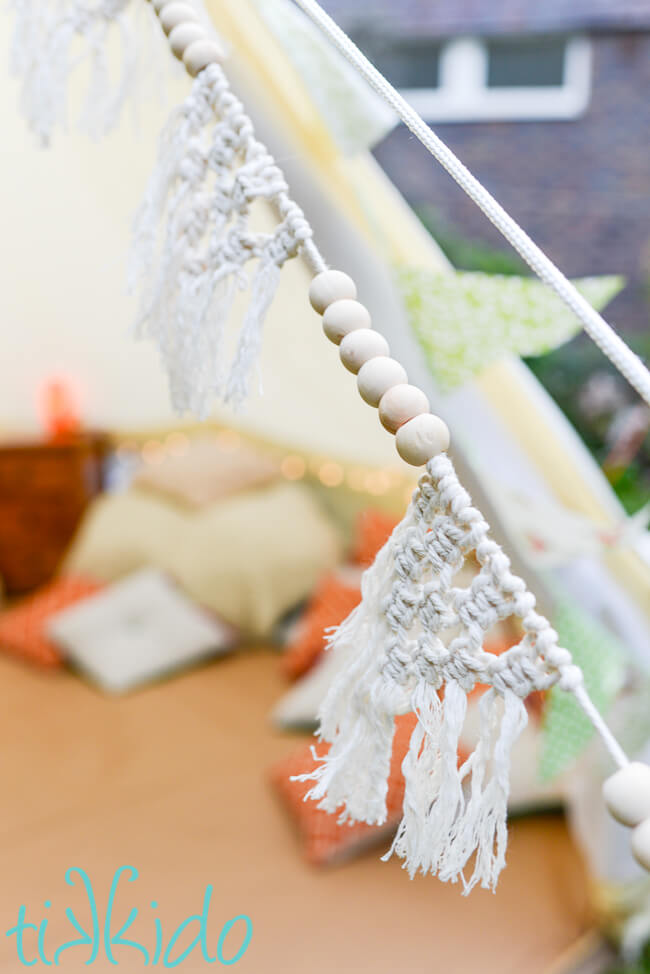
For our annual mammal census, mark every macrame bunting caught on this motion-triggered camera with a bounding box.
[8,0,650,893]
[9,0,151,144]
[298,453,602,893]
[129,61,313,414]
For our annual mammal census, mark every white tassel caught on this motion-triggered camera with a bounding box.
[297,509,417,824]
[303,454,586,891]
[439,688,528,892]
[386,681,462,877]
[9,0,156,145]
[225,253,281,405]
[130,62,313,416]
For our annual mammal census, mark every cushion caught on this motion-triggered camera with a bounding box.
[0,575,103,668]
[63,482,341,637]
[270,714,419,865]
[172,482,342,637]
[350,509,400,567]
[62,489,189,582]
[281,567,362,680]
[133,435,281,509]
[272,645,344,730]
[47,569,235,693]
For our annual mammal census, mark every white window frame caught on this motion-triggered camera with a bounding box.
[402,35,592,123]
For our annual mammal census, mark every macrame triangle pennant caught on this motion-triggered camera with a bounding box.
[130,62,313,416]
[299,453,584,893]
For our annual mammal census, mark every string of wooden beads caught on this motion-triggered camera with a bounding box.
[603,762,650,870]
[148,5,447,469]
[149,0,225,74]
[149,4,447,467]
[308,269,450,466]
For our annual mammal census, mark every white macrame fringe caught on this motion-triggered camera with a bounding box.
[9,0,156,144]
[130,62,313,416]
[298,510,417,825]
[300,453,599,892]
[386,684,529,892]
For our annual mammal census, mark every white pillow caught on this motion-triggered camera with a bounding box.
[47,569,235,693]
[271,647,346,730]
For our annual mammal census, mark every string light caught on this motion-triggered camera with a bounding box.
[119,428,413,503]
[142,439,165,464]
[215,430,240,450]
[281,455,307,480]
[364,471,391,495]
[165,431,189,456]
[318,461,344,487]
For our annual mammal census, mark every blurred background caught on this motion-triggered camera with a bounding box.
[0,1,648,972]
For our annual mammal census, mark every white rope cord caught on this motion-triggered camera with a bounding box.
[574,683,629,769]
[291,0,650,409]
[300,236,327,276]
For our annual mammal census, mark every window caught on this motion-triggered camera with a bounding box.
[354,34,441,90]
[358,33,592,123]
[486,36,567,88]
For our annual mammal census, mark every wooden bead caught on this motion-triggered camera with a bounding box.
[339,329,389,374]
[309,270,357,314]
[183,38,225,76]
[378,384,430,433]
[632,819,650,871]
[159,2,198,34]
[357,357,408,407]
[603,762,650,827]
[322,299,371,345]
[169,21,205,58]
[396,413,451,465]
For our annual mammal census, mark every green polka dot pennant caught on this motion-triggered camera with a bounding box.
[397,267,624,391]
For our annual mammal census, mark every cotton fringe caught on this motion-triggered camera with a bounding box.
[299,454,580,892]
[129,62,313,416]
[9,0,158,144]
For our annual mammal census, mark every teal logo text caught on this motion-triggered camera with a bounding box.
[6,866,252,967]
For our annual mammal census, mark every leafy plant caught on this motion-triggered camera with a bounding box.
[606,943,650,974]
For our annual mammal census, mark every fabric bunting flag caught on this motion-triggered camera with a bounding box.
[398,267,624,391]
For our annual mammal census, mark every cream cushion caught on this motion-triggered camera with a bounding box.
[63,483,341,637]
[133,436,281,509]
[173,482,341,636]
[62,489,188,582]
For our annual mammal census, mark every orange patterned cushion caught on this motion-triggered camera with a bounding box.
[351,509,400,568]
[270,714,420,865]
[0,575,103,668]
[281,572,361,680]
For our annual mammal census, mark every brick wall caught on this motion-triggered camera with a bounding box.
[374,32,650,335]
